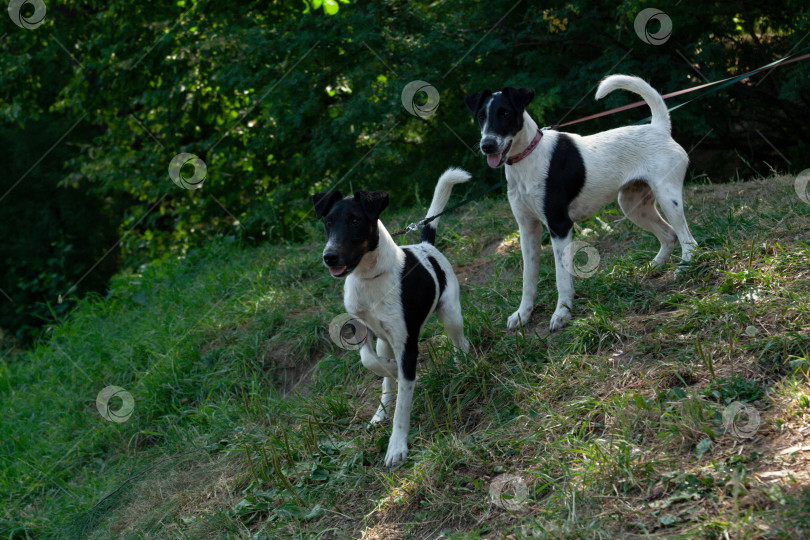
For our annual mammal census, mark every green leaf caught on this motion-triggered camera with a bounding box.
[304,504,325,521]
[323,0,339,15]
[659,513,679,526]
[310,464,330,481]
[696,437,712,459]
[275,502,305,518]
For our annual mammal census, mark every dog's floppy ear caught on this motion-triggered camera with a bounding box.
[465,90,492,114]
[502,87,534,111]
[313,191,343,219]
[355,190,389,221]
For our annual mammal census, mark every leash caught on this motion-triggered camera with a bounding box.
[390,178,508,237]
[634,46,810,125]
[560,45,810,129]
[392,45,810,237]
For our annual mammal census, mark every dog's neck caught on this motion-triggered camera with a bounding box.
[508,112,540,159]
[351,220,401,280]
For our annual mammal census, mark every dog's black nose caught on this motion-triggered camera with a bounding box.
[481,138,499,154]
[323,253,339,266]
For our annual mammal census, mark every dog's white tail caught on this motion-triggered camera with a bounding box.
[421,167,471,244]
[595,75,670,132]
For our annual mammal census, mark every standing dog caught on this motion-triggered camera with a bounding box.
[313,168,471,466]
[465,75,697,331]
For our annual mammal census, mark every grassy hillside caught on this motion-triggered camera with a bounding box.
[2,174,809,539]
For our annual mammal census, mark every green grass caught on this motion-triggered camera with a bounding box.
[2,174,810,538]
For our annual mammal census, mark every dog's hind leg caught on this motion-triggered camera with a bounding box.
[549,232,575,331]
[618,180,677,267]
[438,304,469,354]
[437,278,470,355]
[437,297,469,371]
[648,162,698,266]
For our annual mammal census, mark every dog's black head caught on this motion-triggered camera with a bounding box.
[465,87,534,168]
[312,190,389,278]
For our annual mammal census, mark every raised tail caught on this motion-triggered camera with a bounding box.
[420,167,471,245]
[595,74,670,132]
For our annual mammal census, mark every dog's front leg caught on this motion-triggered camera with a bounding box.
[549,232,575,330]
[360,341,398,379]
[371,377,395,424]
[370,339,396,424]
[507,195,543,330]
[383,343,417,467]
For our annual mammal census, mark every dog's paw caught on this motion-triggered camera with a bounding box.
[361,349,398,379]
[674,262,693,279]
[645,259,667,276]
[370,409,389,425]
[383,438,409,467]
[549,310,571,331]
[507,309,532,330]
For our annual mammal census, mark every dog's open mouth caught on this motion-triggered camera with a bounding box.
[485,141,512,168]
[328,266,348,278]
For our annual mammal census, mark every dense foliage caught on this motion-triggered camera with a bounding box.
[2,0,808,339]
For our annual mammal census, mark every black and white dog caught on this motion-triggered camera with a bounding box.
[466,75,698,331]
[313,168,471,466]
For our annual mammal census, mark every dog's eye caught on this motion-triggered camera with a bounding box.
[350,218,360,226]
[324,219,332,228]
[502,110,511,118]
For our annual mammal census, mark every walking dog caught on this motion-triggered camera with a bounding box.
[465,75,697,331]
[313,168,471,466]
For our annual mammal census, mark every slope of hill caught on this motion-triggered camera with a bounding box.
[1,174,809,539]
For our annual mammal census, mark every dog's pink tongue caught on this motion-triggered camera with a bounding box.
[329,266,346,277]
[486,153,502,168]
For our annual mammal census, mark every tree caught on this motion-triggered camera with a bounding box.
[2,0,808,340]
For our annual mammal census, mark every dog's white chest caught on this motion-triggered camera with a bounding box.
[344,275,402,341]
[506,167,547,219]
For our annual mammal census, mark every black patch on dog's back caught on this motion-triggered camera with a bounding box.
[543,134,586,239]
[427,256,446,297]
[399,248,437,381]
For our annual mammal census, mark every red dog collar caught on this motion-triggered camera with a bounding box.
[505,129,543,166]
